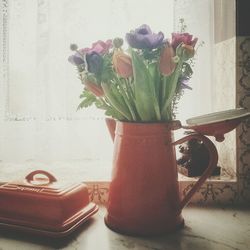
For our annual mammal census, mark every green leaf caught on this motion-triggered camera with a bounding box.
[77,90,97,110]
[161,74,173,102]
[148,62,161,107]
[161,60,183,119]
[101,54,115,82]
[182,62,193,78]
[101,82,132,120]
[131,50,161,121]
[95,99,124,120]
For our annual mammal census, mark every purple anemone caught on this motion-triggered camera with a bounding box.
[179,76,192,90]
[86,51,103,75]
[68,53,85,66]
[126,24,164,50]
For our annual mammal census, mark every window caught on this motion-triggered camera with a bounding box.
[0,0,175,181]
[176,0,250,205]
[0,0,249,204]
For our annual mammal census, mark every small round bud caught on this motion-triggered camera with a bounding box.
[70,44,78,51]
[113,38,123,49]
[172,55,179,63]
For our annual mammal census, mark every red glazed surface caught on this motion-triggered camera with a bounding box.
[183,119,241,142]
[105,121,218,236]
[183,108,250,141]
[0,170,98,235]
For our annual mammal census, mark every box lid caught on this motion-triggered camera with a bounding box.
[0,170,83,196]
[0,170,98,236]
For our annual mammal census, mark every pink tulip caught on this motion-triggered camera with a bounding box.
[85,80,104,97]
[159,44,176,76]
[113,50,133,78]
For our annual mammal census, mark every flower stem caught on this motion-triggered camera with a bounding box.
[124,78,135,99]
[100,98,125,120]
[115,77,137,121]
[161,59,183,119]
[101,82,132,120]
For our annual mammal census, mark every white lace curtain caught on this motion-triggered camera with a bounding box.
[0,0,213,165]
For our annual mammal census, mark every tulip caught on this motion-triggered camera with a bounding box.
[176,43,196,61]
[126,24,164,50]
[84,80,104,97]
[182,44,195,59]
[85,51,103,75]
[113,50,133,78]
[159,44,176,76]
[171,32,198,49]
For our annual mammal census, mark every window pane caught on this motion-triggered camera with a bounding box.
[174,0,236,180]
[1,0,173,178]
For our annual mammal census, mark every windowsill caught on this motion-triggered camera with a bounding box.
[0,160,236,183]
[178,174,237,182]
[0,205,249,249]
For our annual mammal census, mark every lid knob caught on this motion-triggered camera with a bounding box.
[25,170,57,186]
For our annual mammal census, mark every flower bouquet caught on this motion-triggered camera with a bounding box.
[69,23,198,122]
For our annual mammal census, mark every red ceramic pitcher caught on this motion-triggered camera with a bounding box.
[104,119,218,236]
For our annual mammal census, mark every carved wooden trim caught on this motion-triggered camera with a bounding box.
[237,37,250,203]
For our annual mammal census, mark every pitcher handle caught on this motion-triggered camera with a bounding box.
[173,133,218,210]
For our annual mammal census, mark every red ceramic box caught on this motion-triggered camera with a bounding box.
[0,170,98,237]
